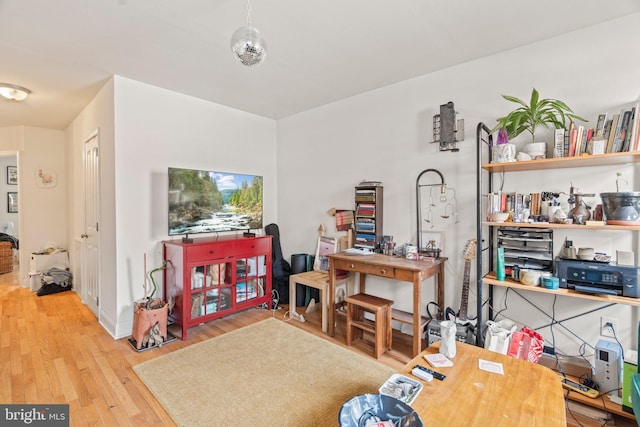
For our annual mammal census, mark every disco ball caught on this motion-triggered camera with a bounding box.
[230,26,267,67]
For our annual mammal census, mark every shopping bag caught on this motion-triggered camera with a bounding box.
[507,330,531,360]
[522,326,544,363]
[484,319,517,354]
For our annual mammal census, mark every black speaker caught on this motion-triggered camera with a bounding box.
[291,253,307,274]
[291,254,308,307]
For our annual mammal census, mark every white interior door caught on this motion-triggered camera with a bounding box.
[82,130,101,318]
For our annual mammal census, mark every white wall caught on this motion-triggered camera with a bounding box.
[276,13,640,355]
[67,78,116,333]
[69,77,278,338]
[0,126,67,286]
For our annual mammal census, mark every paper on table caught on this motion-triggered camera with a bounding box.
[478,359,504,375]
[424,353,453,368]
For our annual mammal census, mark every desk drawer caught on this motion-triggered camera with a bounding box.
[234,237,271,255]
[187,243,233,262]
[333,259,395,279]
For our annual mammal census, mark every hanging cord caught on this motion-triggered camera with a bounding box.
[246,0,252,26]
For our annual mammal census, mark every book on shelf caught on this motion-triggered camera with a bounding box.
[573,125,584,156]
[632,106,640,151]
[602,119,613,142]
[568,127,578,157]
[335,210,354,231]
[553,128,564,158]
[584,128,594,155]
[613,110,631,153]
[626,103,639,152]
[606,114,620,153]
[595,113,607,137]
[592,101,640,153]
[590,137,606,155]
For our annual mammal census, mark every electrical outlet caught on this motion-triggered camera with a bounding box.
[600,317,618,338]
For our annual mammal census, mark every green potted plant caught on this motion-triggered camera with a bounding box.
[493,88,587,143]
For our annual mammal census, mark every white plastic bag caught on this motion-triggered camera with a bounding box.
[484,319,517,354]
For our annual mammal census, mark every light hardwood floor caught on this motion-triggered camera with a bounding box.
[0,267,634,426]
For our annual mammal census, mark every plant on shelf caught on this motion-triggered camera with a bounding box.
[492,88,587,143]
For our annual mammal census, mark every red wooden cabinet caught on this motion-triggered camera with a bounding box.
[163,235,272,339]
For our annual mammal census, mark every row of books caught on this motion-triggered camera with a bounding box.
[553,101,640,157]
[335,209,354,232]
[487,192,548,218]
[356,203,376,217]
[355,220,375,232]
[355,232,376,248]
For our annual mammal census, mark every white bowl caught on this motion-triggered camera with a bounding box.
[520,269,541,286]
[490,212,509,222]
[524,143,547,154]
[577,248,595,260]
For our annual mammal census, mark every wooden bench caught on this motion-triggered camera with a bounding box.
[345,293,394,359]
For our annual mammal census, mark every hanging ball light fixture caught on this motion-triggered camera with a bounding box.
[230,0,267,67]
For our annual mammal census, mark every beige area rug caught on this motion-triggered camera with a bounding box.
[133,317,395,427]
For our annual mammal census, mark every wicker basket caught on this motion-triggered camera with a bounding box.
[0,242,13,274]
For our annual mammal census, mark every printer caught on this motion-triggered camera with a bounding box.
[555,258,640,298]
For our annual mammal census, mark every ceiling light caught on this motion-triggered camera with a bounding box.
[230,0,267,67]
[0,83,31,101]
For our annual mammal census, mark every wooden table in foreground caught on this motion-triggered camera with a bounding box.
[327,253,446,357]
[400,342,566,426]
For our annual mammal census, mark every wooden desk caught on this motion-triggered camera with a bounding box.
[400,342,566,426]
[328,253,446,357]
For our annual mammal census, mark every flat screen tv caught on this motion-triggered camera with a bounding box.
[168,167,263,236]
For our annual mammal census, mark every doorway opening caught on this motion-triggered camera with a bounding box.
[0,152,20,279]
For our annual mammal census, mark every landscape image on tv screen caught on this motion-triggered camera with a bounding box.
[168,167,263,236]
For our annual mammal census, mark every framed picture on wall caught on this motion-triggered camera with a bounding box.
[7,166,17,185]
[7,192,17,213]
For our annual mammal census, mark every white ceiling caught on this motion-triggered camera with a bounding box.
[1,0,639,130]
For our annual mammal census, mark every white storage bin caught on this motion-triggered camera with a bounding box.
[29,251,69,274]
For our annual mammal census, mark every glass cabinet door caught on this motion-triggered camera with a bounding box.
[235,255,266,303]
[190,261,232,319]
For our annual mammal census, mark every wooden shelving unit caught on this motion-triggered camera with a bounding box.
[484,221,640,231]
[482,151,640,172]
[476,123,638,423]
[483,273,640,307]
[354,184,383,250]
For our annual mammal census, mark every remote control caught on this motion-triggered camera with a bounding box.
[413,365,446,381]
[411,367,433,382]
